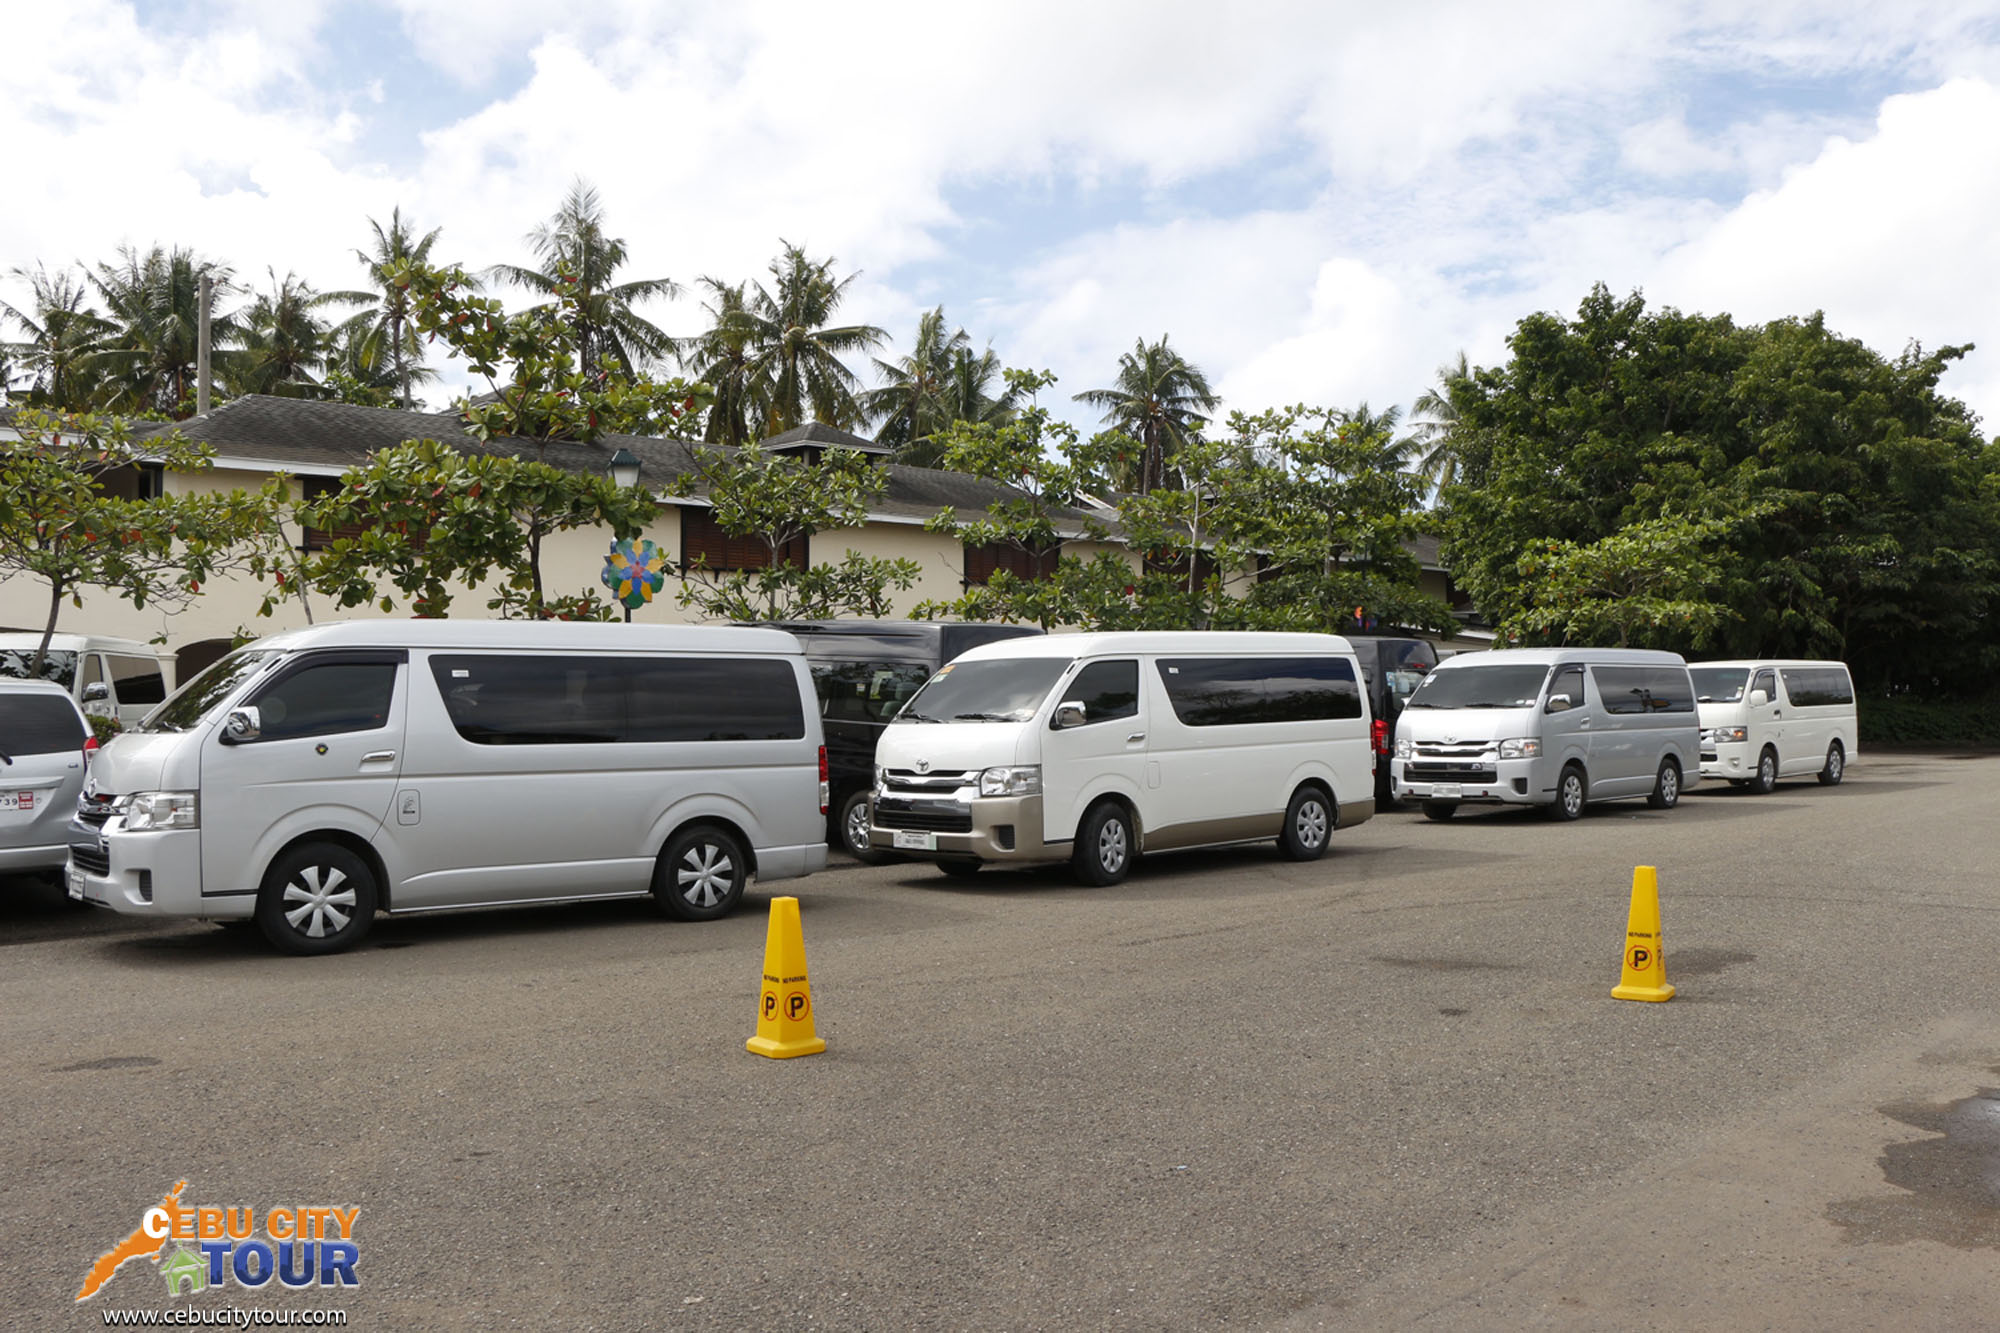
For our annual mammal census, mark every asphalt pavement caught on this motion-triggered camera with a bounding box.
[7,752,2000,1330]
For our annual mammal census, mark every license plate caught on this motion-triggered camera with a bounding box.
[66,864,84,901]
[1432,783,1463,799]
[892,829,937,851]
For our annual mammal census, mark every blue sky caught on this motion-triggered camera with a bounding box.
[9,1,2000,433]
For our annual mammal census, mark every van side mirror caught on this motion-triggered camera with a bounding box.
[1748,689,1769,708]
[221,707,261,744]
[82,681,111,703]
[1545,692,1573,714]
[1052,700,1087,730]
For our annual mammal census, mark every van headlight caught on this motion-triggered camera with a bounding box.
[118,791,200,831]
[1709,726,1746,743]
[978,766,1042,797]
[1393,738,1413,759]
[1498,738,1541,759]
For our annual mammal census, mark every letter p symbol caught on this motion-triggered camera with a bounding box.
[1631,946,1651,970]
[762,992,777,1020]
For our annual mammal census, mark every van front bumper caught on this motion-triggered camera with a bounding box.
[1392,756,1547,806]
[64,821,238,918]
[869,792,1064,864]
[1701,741,1750,780]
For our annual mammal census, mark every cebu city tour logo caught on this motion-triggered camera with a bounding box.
[77,1180,360,1302]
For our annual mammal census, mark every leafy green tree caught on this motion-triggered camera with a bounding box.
[89,245,243,417]
[490,180,678,376]
[1505,516,1732,647]
[352,207,447,408]
[2,264,111,410]
[671,443,921,620]
[1073,334,1220,494]
[303,439,660,620]
[0,408,262,671]
[740,242,886,434]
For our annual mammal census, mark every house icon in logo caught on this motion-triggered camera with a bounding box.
[157,1242,206,1298]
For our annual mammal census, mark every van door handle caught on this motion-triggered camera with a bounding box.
[1771,710,1781,719]
[1578,719,1590,729]
[1127,732,1146,743]
[360,750,397,764]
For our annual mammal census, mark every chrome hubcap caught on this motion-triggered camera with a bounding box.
[1761,755,1774,784]
[845,802,871,851]
[1098,820,1127,873]
[1297,801,1328,846]
[677,843,735,907]
[1830,750,1843,778]
[1565,779,1582,813]
[282,866,355,939]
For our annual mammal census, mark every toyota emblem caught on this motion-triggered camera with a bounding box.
[916,759,931,773]
[1444,735,1457,744]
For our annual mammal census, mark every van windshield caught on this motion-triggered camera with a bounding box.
[1405,663,1550,710]
[894,658,1070,724]
[1689,667,1749,703]
[139,650,278,733]
[0,649,77,687]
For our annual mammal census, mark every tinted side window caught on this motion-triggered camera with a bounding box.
[1057,660,1139,726]
[1780,667,1854,707]
[1592,666,1694,716]
[1549,665,1586,708]
[0,695,86,755]
[811,661,932,725]
[1156,656,1361,726]
[251,663,397,741]
[80,654,106,694]
[108,655,167,705]
[0,650,77,687]
[430,655,625,745]
[1752,670,1777,700]
[628,658,804,741]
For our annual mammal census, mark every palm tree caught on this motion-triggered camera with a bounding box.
[679,277,765,446]
[88,245,242,417]
[490,180,678,376]
[1074,334,1219,493]
[739,242,886,435]
[353,207,446,408]
[863,307,969,457]
[1,264,112,410]
[231,270,373,399]
[1410,351,1473,493]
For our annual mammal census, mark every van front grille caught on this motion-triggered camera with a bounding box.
[70,844,109,876]
[873,797,974,833]
[1407,763,1497,783]
[77,792,117,827]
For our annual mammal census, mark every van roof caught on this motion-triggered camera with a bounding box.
[951,631,1356,662]
[0,678,80,699]
[1691,659,1852,671]
[237,620,805,654]
[1434,647,1688,668]
[0,633,168,656]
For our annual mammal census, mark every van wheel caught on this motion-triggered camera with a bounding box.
[1751,747,1777,795]
[256,842,378,956]
[1421,802,1457,822]
[836,789,883,862]
[1547,765,1587,821]
[1279,786,1333,861]
[1818,741,1845,786]
[1072,802,1133,887]
[653,824,747,922]
[1647,758,1682,809]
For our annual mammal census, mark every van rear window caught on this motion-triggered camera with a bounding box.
[0,694,85,756]
[429,655,804,744]
[1155,656,1361,726]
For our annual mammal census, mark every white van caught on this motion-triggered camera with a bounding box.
[1393,647,1701,820]
[1690,659,1857,791]
[66,621,828,954]
[868,632,1375,884]
[0,633,176,728]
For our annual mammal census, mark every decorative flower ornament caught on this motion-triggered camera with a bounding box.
[601,538,668,610]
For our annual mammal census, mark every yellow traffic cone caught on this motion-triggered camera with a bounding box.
[1612,865,1675,1002]
[747,896,827,1058]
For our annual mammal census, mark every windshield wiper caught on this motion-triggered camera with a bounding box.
[952,711,1016,722]
[899,711,943,724]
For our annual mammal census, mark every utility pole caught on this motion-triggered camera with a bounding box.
[196,273,211,415]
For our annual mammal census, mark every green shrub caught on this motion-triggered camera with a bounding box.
[1859,698,2000,748]
[87,713,123,746]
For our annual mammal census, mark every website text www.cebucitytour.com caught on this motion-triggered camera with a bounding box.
[96,1310,346,1328]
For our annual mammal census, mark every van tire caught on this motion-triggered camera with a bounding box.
[1279,786,1333,861]
[1647,757,1682,809]
[653,824,747,922]
[1818,741,1845,786]
[836,789,884,862]
[255,841,378,956]
[1072,802,1134,887]
[1547,765,1587,821]
[1751,747,1778,795]
[1421,802,1457,822]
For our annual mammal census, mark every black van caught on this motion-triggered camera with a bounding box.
[1345,635,1441,808]
[764,620,1044,856]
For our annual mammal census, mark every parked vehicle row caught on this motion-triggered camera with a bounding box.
[23,617,1858,957]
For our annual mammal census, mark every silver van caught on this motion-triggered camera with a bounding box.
[0,680,94,877]
[67,621,828,954]
[1391,647,1701,820]
[0,633,176,728]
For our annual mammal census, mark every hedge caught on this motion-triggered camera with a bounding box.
[1858,697,2000,748]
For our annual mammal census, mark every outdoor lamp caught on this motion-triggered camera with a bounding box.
[608,447,642,490]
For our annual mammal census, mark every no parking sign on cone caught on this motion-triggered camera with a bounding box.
[747,896,826,1058]
[1612,865,1675,1002]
